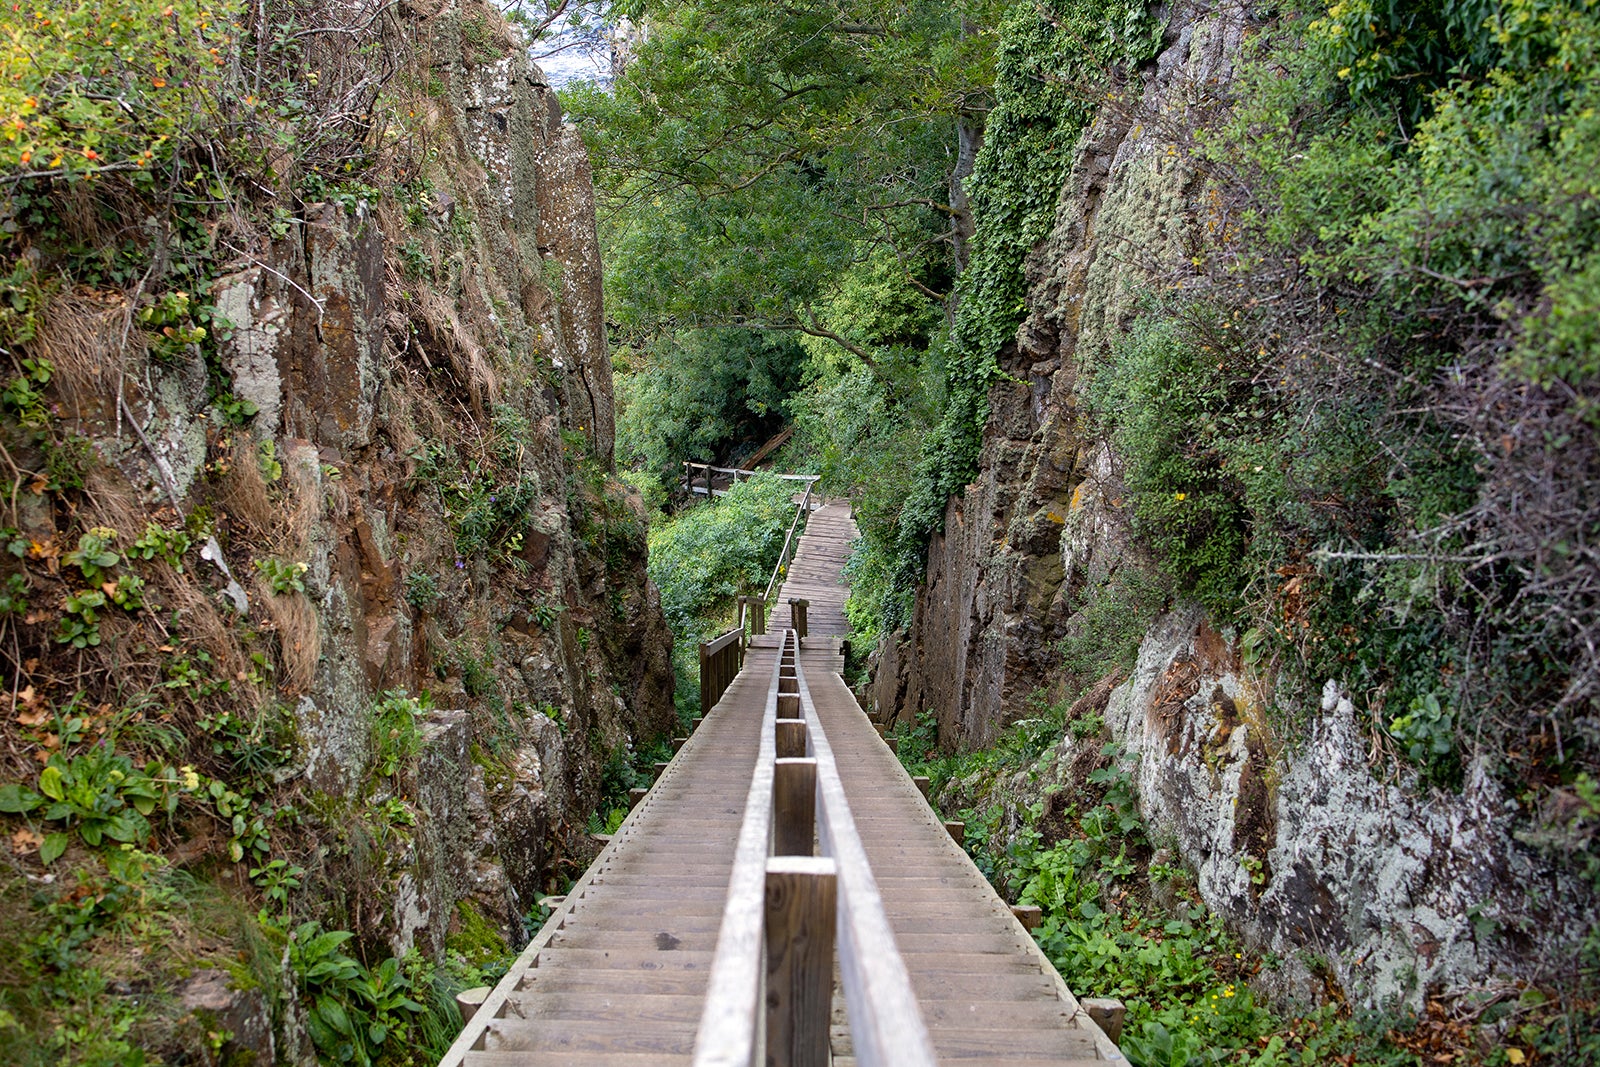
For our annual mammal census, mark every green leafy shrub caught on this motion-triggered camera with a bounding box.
[287,921,427,1066]
[0,0,235,177]
[255,557,308,595]
[646,473,799,636]
[0,746,180,864]
[371,691,427,778]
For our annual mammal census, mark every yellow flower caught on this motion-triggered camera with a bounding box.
[1175,492,1187,501]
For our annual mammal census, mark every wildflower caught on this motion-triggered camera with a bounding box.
[455,559,465,569]
[1174,492,1187,501]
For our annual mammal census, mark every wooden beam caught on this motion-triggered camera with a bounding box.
[775,718,808,759]
[912,776,931,802]
[943,820,965,844]
[629,788,649,809]
[773,757,818,856]
[1083,998,1127,1044]
[693,647,784,1067]
[1010,904,1043,930]
[765,856,838,1067]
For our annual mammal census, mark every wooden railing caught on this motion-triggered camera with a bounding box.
[762,479,814,606]
[698,626,743,714]
[694,630,935,1067]
[682,461,819,499]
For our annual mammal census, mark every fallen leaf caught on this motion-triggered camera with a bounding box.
[1506,1051,1526,1065]
[11,828,42,854]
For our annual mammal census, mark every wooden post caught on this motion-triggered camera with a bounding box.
[788,598,809,639]
[1083,998,1127,1044]
[884,736,899,755]
[779,675,798,695]
[698,640,712,719]
[629,787,648,809]
[749,597,766,635]
[775,718,808,759]
[455,985,490,1024]
[912,775,931,801]
[943,820,965,844]
[778,694,800,717]
[773,757,817,856]
[672,736,688,753]
[1010,904,1043,930]
[653,761,670,781]
[704,464,713,499]
[764,856,837,1067]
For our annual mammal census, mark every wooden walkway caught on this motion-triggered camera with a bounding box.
[441,503,1122,1066]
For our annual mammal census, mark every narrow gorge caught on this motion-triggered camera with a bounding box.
[2,0,1597,1064]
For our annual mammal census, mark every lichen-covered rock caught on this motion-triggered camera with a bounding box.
[876,0,1598,1008]
[61,0,673,967]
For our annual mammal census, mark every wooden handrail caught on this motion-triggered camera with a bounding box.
[794,646,936,1066]
[762,481,813,606]
[699,626,744,713]
[694,637,784,1066]
[693,631,935,1067]
[683,462,821,498]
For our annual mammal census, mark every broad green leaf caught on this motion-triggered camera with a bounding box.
[40,832,68,864]
[0,784,40,813]
[316,995,354,1036]
[38,766,64,801]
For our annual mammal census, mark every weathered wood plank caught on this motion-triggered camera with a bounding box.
[765,856,837,1067]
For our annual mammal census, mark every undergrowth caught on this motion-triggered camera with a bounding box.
[891,704,1594,1066]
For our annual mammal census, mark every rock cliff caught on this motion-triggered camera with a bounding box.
[873,0,1595,1009]
[0,0,673,1058]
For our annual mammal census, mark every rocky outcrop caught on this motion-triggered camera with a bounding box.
[49,0,672,959]
[873,0,1596,1008]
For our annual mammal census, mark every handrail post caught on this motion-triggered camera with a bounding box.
[699,640,712,716]
[765,856,837,1067]
[773,757,818,856]
[789,598,808,640]
[749,597,766,636]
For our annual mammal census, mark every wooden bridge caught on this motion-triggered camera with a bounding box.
[439,503,1125,1066]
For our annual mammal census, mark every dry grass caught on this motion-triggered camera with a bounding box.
[29,287,141,425]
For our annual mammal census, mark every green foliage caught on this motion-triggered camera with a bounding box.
[615,327,804,478]
[0,572,27,616]
[1067,0,1600,797]
[137,290,207,363]
[568,0,993,338]
[409,406,542,560]
[1386,693,1457,783]
[255,557,309,595]
[876,0,1166,631]
[0,745,180,864]
[0,0,235,176]
[1058,565,1172,690]
[403,571,440,611]
[62,527,120,584]
[54,588,105,648]
[646,473,799,635]
[1,354,53,428]
[286,920,427,1066]
[371,691,427,779]
[892,711,1443,1066]
[128,522,191,569]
